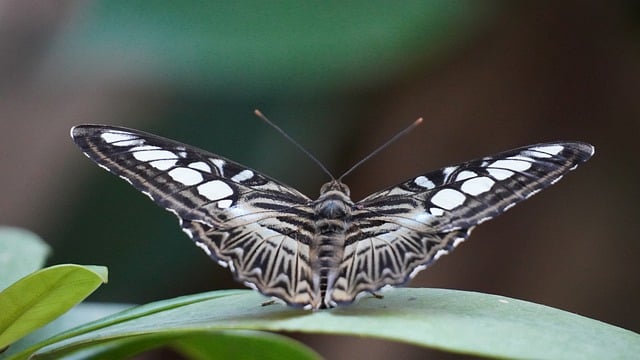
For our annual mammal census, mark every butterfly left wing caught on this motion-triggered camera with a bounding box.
[329,142,594,306]
[71,125,322,309]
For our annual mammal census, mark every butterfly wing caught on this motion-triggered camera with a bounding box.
[71,125,321,308]
[329,142,594,305]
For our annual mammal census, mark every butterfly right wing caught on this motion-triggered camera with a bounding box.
[71,125,321,308]
[329,142,594,305]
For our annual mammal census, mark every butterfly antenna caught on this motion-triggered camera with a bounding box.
[338,117,423,182]
[254,110,336,180]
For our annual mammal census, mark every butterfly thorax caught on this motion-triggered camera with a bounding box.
[312,180,353,308]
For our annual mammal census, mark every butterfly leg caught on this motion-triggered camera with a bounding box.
[370,292,384,300]
[261,299,277,307]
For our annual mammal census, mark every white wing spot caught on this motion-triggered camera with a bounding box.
[96,162,111,172]
[525,187,543,199]
[503,202,516,211]
[231,169,254,183]
[188,161,211,173]
[149,159,177,170]
[490,158,531,172]
[101,131,143,147]
[168,167,204,186]
[409,264,427,278]
[181,227,193,238]
[414,176,435,189]
[176,146,187,158]
[140,189,153,200]
[532,145,564,157]
[461,176,495,195]
[433,249,449,261]
[431,188,466,210]
[217,199,233,208]
[455,170,477,181]
[195,241,212,256]
[477,215,493,224]
[211,158,226,175]
[442,166,456,181]
[429,207,445,216]
[550,174,564,185]
[453,237,465,247]
[131,145,180,166]
[197,180,233,200]
[487,168,514,180]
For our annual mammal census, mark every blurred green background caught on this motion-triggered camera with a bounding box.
[1,1,639,359]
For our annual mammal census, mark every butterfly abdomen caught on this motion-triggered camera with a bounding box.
[312,181,354,308]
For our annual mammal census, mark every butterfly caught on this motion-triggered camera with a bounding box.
[71,119,594,310]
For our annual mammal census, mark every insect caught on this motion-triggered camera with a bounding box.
[71,113,594,310]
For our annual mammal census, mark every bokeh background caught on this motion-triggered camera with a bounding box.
[1,1,639,359]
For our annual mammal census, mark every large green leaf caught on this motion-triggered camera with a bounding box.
[0,227,50,291]
[57,330,321,360]
[0,265,108,350]
[9,288,640,359]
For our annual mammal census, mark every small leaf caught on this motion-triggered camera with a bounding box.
[0,227,51,291]
[0,264,108,350]
[13,288,640,359]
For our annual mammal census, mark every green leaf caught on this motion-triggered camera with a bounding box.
[0,227,51,291]
[0,265,108,350]
[11,288,640,359]
[42,330,321,360]
[2,303,131,358]
[173,331,321,360]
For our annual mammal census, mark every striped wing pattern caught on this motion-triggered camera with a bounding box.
[71,125,594,310]
[71,125,321,308]
[329,143,594,305]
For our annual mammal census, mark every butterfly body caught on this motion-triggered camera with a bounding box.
[71,124,594,310]
[312,180,352,308]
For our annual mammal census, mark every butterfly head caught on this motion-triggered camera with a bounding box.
[320,180,350,197]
